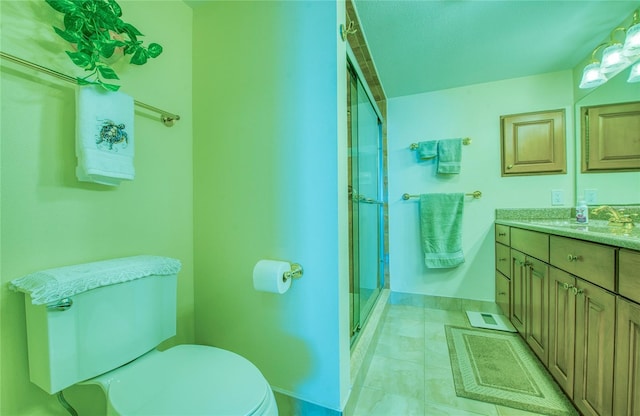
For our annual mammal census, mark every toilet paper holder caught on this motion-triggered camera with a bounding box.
[283,263,304,281]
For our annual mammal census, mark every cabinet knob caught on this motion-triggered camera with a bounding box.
[572,286,584,296]
[498,291,507,295]
[567,254,579,262]
[498,257,507,262]
[507,164,513,169]
[498,232,507,236]
[562,282,574,290]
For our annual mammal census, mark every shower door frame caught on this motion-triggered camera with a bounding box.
[347,48,385,346]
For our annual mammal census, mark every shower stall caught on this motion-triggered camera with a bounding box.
[347,58,384,345]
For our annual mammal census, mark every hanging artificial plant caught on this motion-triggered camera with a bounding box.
[45,0,163,91]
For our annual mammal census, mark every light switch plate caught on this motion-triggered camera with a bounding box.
[551,189,564,206]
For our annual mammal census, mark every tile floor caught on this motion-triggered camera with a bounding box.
[350,299,576,416]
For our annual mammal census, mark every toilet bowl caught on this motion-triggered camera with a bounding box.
[86,345,277,416]
[10,256,278,416]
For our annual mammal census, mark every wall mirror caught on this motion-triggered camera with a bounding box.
[575,58,640,206]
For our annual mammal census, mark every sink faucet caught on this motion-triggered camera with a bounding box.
[591,205,634,226]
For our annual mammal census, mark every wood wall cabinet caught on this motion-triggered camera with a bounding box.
[495,223,639,416]
[500,109,566,176]
[581,101,640,172]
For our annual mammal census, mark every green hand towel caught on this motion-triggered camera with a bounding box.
[419,193,465,268]
[417,140,438,160]
[437,138,462,174]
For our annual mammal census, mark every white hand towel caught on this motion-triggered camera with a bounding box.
[8,255,182,305]
[76,86,135,185]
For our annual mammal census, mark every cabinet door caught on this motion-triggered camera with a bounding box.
[549,267,576,397]
[500,109,566,176]
[495,271,510,318]
[526,256,549,365]
[614,297,640,416]
[511,249,527,334]
[574,279,615,416]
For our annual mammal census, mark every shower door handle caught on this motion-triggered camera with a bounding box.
[358,195,384,205]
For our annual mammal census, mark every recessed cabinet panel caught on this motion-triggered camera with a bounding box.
[501,109,566,176]
[619,249,640,304]
[614,297,640,416]
[582,101,640,172]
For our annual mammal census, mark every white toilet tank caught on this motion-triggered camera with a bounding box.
[16,257,179,394]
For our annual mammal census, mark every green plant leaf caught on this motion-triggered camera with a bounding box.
[147,43,163,58]
[53,26,79,44]
[45,0,78,14]
[76,77,93,85]
[63,13,84,32]
[99,43,116,58]
[107,0,122,17]
[129,47,148,65]
[65,50,92,68]
[100,81,121,91]
[97,65,120,80]
[121,23,143,42]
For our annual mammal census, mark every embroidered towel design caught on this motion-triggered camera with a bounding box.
[419,193,465,268]
[8,255,182,305]
[76,86,135,186]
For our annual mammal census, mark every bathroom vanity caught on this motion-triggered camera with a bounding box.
[494,208,640,416]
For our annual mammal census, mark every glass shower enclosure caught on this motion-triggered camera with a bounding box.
[347,59,384,345]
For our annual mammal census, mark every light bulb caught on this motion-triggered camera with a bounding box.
[623,23,640,57]
[628,61,640,83]
[579,63,607,89]
[600,44,630,74]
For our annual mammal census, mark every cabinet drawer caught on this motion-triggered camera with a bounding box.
[549,236,615,292]
[619,249,640,304]
[511,227,549,262]
[496,242,511,277]
[495,224,510,245]
[495,271,510,317]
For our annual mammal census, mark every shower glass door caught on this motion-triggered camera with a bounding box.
[348,60,383,344]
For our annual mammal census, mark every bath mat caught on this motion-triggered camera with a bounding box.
[465,311,516,332]
[445,325,577,415]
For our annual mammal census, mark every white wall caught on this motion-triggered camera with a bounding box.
[387,71,574,299]
[192,1,350,411]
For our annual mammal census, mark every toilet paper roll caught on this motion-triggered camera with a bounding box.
[252,260,292,294]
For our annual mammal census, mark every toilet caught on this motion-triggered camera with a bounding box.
[11,255,278,415]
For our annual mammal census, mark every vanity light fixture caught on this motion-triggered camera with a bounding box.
[579,44,608,89]
[600,27,630,74]
[623,10,640,56]
[628,61,640,83]
[579,9,640,89]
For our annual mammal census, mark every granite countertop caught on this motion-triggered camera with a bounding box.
[495,208,640,251]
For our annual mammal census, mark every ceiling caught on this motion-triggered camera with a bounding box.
[352,0,640,98]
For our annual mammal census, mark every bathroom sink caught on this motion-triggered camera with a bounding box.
[523,219,639,239]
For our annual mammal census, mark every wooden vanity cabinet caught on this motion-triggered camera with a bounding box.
[495,224,511,317]
[573,278,615,416]
[548,238,616,416]
[496,223,628,416]
[615,249,640,415]
[509,227,550,365]
[614,297,640,416]
[549,267,576,397]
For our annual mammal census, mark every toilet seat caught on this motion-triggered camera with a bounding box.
[105,344,276,416]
